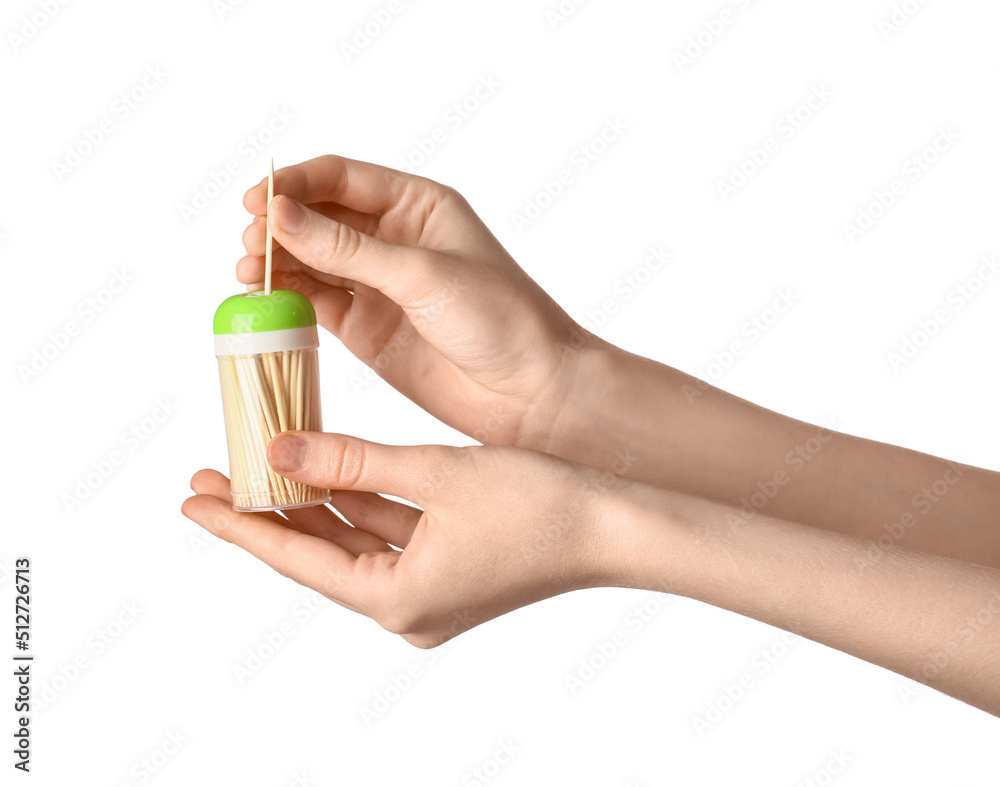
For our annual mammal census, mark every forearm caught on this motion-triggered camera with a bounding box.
[534,338,1000,568]
[604,481,1000,715]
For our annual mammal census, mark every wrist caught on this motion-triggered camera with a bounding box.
[521,332,640,473]
[588,474,695,596]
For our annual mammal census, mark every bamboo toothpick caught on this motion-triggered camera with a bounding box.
[264,158,274,296]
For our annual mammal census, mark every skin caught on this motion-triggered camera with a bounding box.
[183,155,1000,715]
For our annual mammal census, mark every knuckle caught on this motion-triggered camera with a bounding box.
[378,601,418,637]
[319,565,348,600]
[213,507,259,541]
[375,577,426,637]
[268,530,300,580]
[402,632,442,650]
[433,183,475,222]
[320,154,348,185]
[325,437,367,489]
[321,220,360,262]
[401,177,465,224]
[206,510,236,540]
[439,184,469,209]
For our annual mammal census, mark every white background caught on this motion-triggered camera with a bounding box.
[4,0,1000,784]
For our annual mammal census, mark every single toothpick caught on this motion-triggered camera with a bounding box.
[264,158,274,296]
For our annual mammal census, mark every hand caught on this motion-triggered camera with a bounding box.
[239,154,596,449]
[181,431,624,647]
[182,430,1000,715]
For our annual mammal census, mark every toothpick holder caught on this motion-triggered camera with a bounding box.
[213,289,331,512]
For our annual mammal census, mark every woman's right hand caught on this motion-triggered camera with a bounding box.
[238,154,602,449]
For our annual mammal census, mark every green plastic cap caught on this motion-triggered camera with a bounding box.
[213,290,317,335]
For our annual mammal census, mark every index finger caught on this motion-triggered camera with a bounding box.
[244,154,418,217]
[182,493,395,613]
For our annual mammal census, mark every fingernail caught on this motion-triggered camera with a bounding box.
[269,434,308,472]
[275,196,306,234]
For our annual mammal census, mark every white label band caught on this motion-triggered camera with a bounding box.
[214,325,319,356]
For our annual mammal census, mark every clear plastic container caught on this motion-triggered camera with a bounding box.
[213,290,331,511]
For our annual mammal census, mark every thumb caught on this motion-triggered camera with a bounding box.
[267,431,449,502]
[268,194,442,305]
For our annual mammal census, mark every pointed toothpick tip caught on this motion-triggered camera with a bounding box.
[264,159,275,296]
